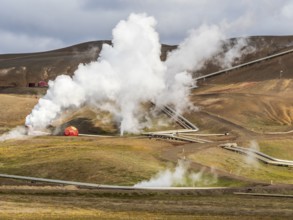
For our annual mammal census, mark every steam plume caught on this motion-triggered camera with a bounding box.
[26,13,166,134]
[22,13,252,135]
[134,160,217,187]
[156,24,226,113]
[0,126,27,142]
[245,140,260,167]
[215,37,256,68]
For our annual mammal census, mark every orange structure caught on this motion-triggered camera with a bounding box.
[64,126,79,136]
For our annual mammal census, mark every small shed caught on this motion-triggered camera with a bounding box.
[28,82,36,87]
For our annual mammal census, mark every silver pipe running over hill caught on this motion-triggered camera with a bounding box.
[161,105,198,130]
[143,104,204,143]
[0,173,226,190]
[220,143,293,167]
[191,47,293,89]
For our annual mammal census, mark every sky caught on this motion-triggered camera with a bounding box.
[0,0,292,54]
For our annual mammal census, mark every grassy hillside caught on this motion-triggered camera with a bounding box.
[0,36,293,190]
[189,146,293,184]
[0,94,38,133]
[0,136,171,185]
[259,139,293,160]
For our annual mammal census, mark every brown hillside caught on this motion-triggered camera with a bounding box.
[0,41,175,87]
[196,35,293,76]
[1,36,293,134]
[2,36,293,88]
[191,37,293,133]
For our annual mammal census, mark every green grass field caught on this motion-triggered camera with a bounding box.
[189,146,293,184]
[259,139,293,160]
[0,136,173,185]
[0,135,247,187]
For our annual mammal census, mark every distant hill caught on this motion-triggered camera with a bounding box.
[197,35,293,76]
[0,36,293,88]
[189,36,293,134]
[0,40,176,87]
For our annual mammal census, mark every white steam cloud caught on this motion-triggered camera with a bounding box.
[156,24,226,113]
[166,25,225,73]
[245,140,260,167]
[0,126,52,142]
[26,13,166,134]
[21,13,252,135]
[134,160,217,187]
[215,38,256,68]
[0,126,27,142]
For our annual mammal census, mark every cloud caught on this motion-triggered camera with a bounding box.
[0,0,292,53]
[281,1,293,18]
[0,29,64,53]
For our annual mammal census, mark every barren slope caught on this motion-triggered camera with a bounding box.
[190,43,293,133]
[0,41,176,87]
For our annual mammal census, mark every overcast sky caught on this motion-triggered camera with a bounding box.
[0,0,292,53]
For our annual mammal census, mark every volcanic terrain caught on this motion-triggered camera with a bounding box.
[0,36,293,219]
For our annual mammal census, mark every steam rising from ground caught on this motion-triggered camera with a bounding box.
[0,126,27,142]
[134,160,217,187]
[215,38,256,68]
[245,140,260,167]
[6,13,252,137]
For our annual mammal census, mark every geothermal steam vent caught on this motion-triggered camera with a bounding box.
[20,13,250,137]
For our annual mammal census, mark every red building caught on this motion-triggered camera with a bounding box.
[38,81,48,87]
